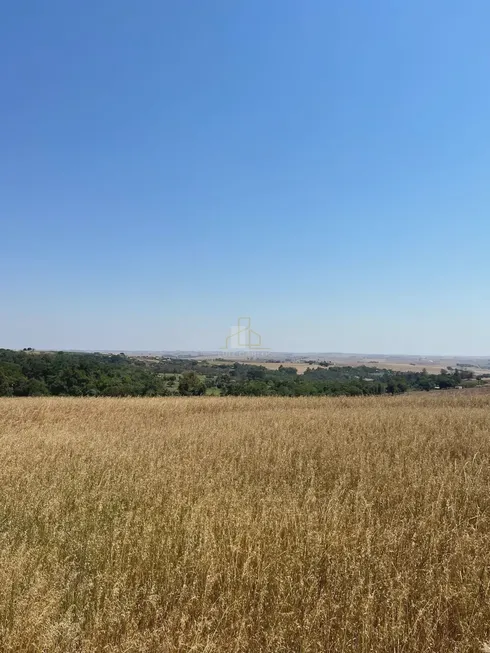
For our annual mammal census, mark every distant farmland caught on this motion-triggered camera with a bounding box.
[199,356,490,375]
[201,359,320,374]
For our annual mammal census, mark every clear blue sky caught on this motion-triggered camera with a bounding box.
[1,1,489,354]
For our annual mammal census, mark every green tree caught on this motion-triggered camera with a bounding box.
[0,370,13,396]
[178,372,206,396]
[246,367,266,381]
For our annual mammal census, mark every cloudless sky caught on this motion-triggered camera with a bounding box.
[1,1,489,354]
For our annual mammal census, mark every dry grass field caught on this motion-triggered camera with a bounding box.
[335,361,445,374]
[233,362,319,374]
[199,360,319,374]
[202,358,480,375]
[1,394,490,652]
[231,359,488,375]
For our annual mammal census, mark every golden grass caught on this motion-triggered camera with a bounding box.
[199,360,319,374]
[232,362,319,374]
[0,394,490,652]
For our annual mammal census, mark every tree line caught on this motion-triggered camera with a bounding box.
[0,349,479,398]
[0,350,168,397]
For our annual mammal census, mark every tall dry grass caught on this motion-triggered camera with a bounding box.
[0,394,489,652]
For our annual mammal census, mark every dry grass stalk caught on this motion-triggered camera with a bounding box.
[0,393,489,652]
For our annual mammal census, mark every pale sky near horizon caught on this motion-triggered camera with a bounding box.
[1,1,490,355]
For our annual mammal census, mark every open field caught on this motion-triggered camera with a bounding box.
[332,360,446,374]
[330,358,490,375]
[222,359,436,374]
[211,358,490,375]
[256,362,319,373]
[198,360,320,374]
[1,395,490,652]
[196,356,490,376]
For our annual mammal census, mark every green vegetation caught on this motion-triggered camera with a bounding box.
[214,362,475,396]
[177,371,206,396]
[0,350,169,397]
[0,349,478,398]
